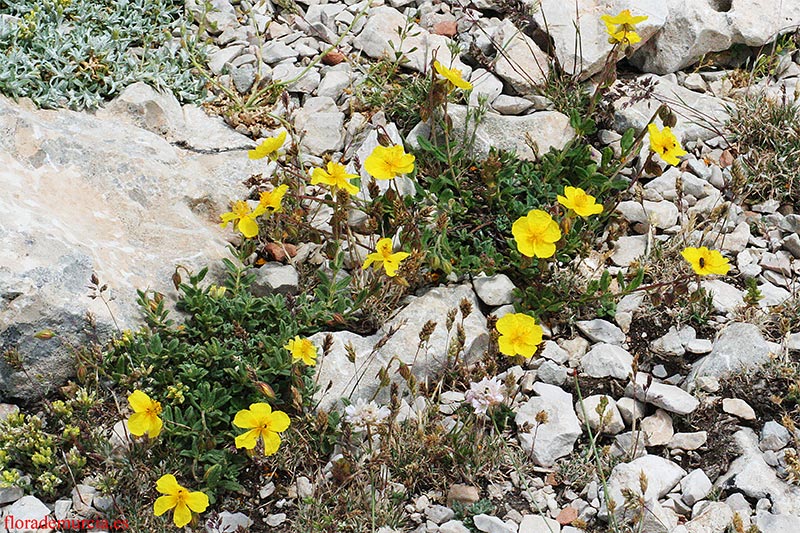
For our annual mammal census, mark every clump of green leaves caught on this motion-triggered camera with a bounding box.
[0,0,206,109]
[416,136,633,321]
[0,388,101,498]
[354,64,432,134]
[452,499,495,532]
[101,250,361,496]
[727,94,800,209]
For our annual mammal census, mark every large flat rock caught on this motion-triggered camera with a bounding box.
[0,92,257,400]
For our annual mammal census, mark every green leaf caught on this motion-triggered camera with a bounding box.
[620,128,635,153]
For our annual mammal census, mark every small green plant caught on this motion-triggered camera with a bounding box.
[100,247,361,496]
[452,499,495,532]
[0,388,102,498]
[0,0,206,109]
[727,94,800,208]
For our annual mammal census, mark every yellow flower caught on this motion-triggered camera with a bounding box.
[601,9,648,45]
[127,390,163,439]
[259,184,289,213]
[285,336,317,366]
[153,474,209,528]
[220,200,266,239]
[362,237,410,277]
[310,162,360,195]
[512,210,562,259]
[557,186,604,217]
[208,285,227,298]
[249,130,287,160]
[681,247,731,276]
[433,60,473,90]
[648,124,688,167]
[233,403,291,454]
[363,144,415,180]
[496,313,543,358]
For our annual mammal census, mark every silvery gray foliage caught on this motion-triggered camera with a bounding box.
[0,0,207,109]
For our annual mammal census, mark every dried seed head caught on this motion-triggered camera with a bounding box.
[446,308,457,331]
[367,177,380,200]
[377,366,390,388]
[316,409,329,430]
[638,471,649,495]
[418,320,437,344]
[456,323,466,346]
[535,410,549,425]
[345,341,357,364]
[2,348,23,371]
[732,512,744,533]
[290,385,303,410]
[459,297,473,318]
[390,382,400,412]
[323,333,334,356]
[436,212,448,232]
[595,395,609,418]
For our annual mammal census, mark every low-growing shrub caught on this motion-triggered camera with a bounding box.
[0,0,206,109]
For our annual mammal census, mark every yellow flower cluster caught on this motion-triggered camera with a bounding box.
[601,9,648,45]
[499,186,604,358]
[512,186,603,260]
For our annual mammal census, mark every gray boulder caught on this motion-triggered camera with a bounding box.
[534,0,668,78]
[516,382,582,466]
[686,322,772,388]
[613,74,732,143]
[0,92,256,400]
[631,0,800,74]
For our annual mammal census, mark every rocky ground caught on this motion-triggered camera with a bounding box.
[3,0,800,532]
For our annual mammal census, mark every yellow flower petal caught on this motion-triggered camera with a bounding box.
[649,124,687,167]
[249,402,274,417]
[128,390,153,412]
[154,495,177,516]
[512,210,561,258]
[496,313,543,358]
[234,428,261,449]
[497,335,517,357]
[269,410,291,433]
[147,414,163,438]
[681,247,730,276]
[184,491,209,513]
[232,409,260,429]
[127,412,153,437]
[156,474,181,495]
[532,241,557,259]
[262,431,282,456]
[249,131,287,160]
[364,145,415,180]
[172,501,193,528]
[237,216,260,239]
[433,60,473,90]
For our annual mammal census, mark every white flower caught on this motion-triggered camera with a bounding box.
[344,398,391,432]
[465,376,505,415]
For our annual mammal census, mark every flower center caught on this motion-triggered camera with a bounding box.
[699,257,706,268]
